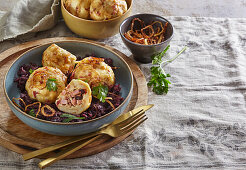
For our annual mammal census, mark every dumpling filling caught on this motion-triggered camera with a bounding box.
[55,79,92,114]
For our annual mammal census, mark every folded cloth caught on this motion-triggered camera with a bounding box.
[0,0,59,41]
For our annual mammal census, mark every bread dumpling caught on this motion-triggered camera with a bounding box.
[25,66,67,104]
[64,0,91,19]
[71,57,115,88]
[90,0,127,21]
[42,44,77,75]
[55,79,92,114]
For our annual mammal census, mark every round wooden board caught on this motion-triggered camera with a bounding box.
[0,37,148,159]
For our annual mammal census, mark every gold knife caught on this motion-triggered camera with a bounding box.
[39,135,103,169]
[23,104,154,161]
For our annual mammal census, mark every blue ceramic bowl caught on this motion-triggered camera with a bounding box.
[4,41,133,136]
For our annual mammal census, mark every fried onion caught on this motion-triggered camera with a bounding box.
[124,18,168,45]
[41,105,56,117]
[25,102,41,117]
[12,97,26,110]
[105,99,115,110]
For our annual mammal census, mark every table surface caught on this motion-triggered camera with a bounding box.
[1,1,246,170]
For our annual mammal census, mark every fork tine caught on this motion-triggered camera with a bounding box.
[121,117,148,134]
[120,114,146,130]
[117,109,145,128]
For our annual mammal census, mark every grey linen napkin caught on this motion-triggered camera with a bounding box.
[0,0,59,41]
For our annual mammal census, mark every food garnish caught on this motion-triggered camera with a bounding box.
[29,68,34,74]
[148,46,187,95]
[148,66,171,95]
[92,84,108,103]
[61,114,85,123]
[151,45,170,64]
[124,18,168,45]
[28,109,36,117]
[12,97,26,110]
[105,99,115,110]
[46,78,58,91]
[25,102,42,117]
[41,105,56,117]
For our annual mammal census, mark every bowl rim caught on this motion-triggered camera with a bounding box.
[3,40,134,125]
[119,13,174,47]
[61,0,133,23]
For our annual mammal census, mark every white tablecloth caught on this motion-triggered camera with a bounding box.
[0,0,246,169]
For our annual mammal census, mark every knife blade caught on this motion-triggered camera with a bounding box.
[114,104,153,124]
[100,104,154,127]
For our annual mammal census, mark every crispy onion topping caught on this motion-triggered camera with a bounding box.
[41,105,56,117]
[124,18,168,45]
[25,102,41,117]
[31,72,48,89]
[105,99,115,110]
[12,97,26,111]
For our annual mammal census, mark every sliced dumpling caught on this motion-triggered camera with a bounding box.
[55,79,92,114]
[25,66,67,104]
[71,57,115,88]
[90,0,127,21]
[42,44,77,75]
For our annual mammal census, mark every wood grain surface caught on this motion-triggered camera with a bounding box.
[0,37,148,159]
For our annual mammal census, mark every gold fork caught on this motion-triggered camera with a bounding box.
[23,105,153,161]
[39,111,148,169]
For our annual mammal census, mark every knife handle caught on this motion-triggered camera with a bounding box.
[22,132,98,161]
[39,135,102,169]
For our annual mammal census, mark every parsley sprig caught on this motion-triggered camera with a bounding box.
[151,45,170,64]
[92,84,108,103]
[61,114,85,123]
[148,46,187,95]
[148,67,171,94]
[46,78,58,91]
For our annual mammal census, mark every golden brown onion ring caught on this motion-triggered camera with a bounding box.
[41,105,56,117]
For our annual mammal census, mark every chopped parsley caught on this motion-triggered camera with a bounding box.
[92,84,108,103]
[28,109,36,117]
[29,68,34,74]
[46,78,58,91]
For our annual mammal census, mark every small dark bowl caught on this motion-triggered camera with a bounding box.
[119,14,173,63]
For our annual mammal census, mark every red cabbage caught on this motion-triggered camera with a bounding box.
[14,57,124,123]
